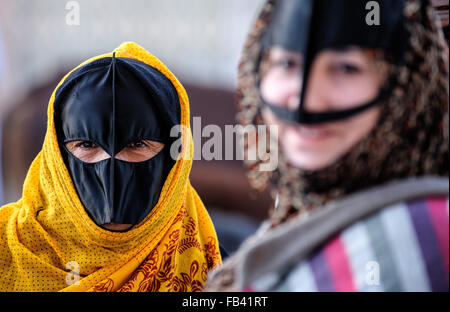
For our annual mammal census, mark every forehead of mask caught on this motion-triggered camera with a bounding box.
[263,0,406,57]
[55,58,180,155]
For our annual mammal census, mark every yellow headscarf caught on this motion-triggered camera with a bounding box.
[0,42,221,292]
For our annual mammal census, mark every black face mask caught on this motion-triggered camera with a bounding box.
[54,55,180,230]
[259,0,408,125]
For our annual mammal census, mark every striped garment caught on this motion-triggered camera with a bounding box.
[251,196,449,292]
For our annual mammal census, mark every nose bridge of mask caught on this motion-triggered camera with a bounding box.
[260,0,407,125]
[113,58,165,153]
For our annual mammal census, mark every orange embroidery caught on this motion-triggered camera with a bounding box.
[203,236,221,271]
[178,237,202,254]
[182,216,199,236]
[115,205,220,292]
[93,278,115,292]
[173,261,203,292]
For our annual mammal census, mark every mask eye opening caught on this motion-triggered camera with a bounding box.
[114,139,165,163]
[64,139,111,163]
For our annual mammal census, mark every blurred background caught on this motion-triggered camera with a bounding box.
[0,0,272,255]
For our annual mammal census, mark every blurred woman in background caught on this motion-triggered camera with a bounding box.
[206,0,449,292]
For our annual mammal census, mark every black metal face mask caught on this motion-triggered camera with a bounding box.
[54,55,180,230]
[259,0,408,124]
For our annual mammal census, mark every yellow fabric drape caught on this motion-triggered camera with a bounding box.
[0,42,221,292]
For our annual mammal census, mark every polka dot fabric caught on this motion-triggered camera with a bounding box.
[0,42,221,292]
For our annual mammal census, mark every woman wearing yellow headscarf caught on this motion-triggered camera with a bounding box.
[0,42,221,292]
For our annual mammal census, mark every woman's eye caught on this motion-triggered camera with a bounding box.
[274,58,299,70]
[335,63,362,75]
[128,141,147,148]
[77,141,97,149]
